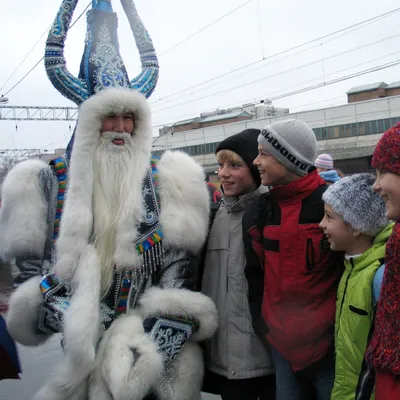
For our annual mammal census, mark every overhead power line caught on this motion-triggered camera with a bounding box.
[151,33,400,114]
[151,57,400,128]
[0,23,52,92]
[149,6,400,106]
[158,0,253,57]
[2,2,91,97]
[153,31,400,111]
[2,0,252,98]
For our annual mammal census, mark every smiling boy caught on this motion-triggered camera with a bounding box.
[201,129,275,400]
[242,119,340,400]
[319,173,392,400]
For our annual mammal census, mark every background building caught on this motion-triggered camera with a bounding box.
[153,87,400,177]
[158,100,289,135]
[347,81,400,103]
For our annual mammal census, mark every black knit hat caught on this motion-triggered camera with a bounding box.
[215,129,261,186]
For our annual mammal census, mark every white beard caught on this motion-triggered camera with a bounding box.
[92,132,139,297]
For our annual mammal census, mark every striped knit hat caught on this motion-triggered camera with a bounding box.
[314,153,334,170]
[372,122,400,174]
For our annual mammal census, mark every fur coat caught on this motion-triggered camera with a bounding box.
[0,88,218,400]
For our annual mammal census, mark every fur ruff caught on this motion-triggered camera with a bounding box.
[54,88,152,280]
[89,313,164,400]
[0,159,48,259]
[153,341,204,400]
[158,150,209,254]
[33,245,101,400]
[6,276,52,346]
[139,287,219,342]
[54,89,209,280]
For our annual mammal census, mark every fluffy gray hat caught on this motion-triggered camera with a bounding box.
[258,119,317,176]
[322,173,388,236]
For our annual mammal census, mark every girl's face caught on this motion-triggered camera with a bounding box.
[374,170,400,221]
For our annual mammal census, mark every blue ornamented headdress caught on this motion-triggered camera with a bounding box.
[44,0,159,156]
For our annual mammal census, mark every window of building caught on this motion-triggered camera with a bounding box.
[358,122,366,135]
[370,120,378,134]
[377,119,385,133]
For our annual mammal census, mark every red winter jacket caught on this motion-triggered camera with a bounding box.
[242,170,341,371]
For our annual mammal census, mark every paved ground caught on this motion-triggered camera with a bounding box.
[0,336,221,399]
[0,262,221,399]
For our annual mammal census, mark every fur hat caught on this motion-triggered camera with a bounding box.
[258,119,317,176]
[216,129,261,186]
[322,173,388,236]
[372,122,400,174]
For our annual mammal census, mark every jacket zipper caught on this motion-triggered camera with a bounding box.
[337,259,352,335]
[306,238,315,271]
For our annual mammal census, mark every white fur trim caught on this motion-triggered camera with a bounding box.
[34,246,101,400]
[63,245,101,376]
[0,159,48,259]
[54,88,152,279]
[139,287,218,342]
[89,312,163,400]
[33,363,88,400]
[158,151,210,254]
[6,276,51,346]
[154,342,204,400]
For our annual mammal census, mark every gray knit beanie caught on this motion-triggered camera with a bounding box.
[322,173,388,236]
[258,119,317,176]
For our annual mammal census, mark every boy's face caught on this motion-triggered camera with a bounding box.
[374,170,400,221]
[254,145,296,186]
[319,204,355,252]
[218,159,256,197]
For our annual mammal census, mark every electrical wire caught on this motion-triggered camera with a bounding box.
[153,31,400,108]
[0,23,52,92]
[2,2,91,97]
[158,0,253,57]
[150,58,400,128]
[149,6,400,106]
[151,33,400,113]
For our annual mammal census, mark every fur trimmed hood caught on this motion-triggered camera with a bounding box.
[53,87,209,279]
[55,88,153,278]
[0,89,210,267]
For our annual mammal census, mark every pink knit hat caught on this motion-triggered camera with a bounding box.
[314,153,334,170]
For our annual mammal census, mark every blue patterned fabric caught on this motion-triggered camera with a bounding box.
[45,0,160,155]
[38,273,70,334]
[144,316,196,365]
[45,0,159,106]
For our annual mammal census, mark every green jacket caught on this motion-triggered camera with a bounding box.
[331,223,394,400]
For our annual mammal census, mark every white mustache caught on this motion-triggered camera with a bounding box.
[101,131,132,141]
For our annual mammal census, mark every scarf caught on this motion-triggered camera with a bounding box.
[366,222,400,374]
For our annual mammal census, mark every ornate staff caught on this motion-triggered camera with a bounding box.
[45,0,159,105]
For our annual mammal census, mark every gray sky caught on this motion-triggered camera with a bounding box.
[1,0,400,151]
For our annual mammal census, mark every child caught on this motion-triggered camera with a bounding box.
[319,173,392,400]
[363,122,400,399]
[314,153,343,185]
[201,129,275,400]
[243,119,340,399]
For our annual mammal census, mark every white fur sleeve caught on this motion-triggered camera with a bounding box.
[158,151,210,254]
[0,159,49,259]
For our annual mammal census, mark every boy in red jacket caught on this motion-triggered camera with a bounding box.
[242,119,341,400]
